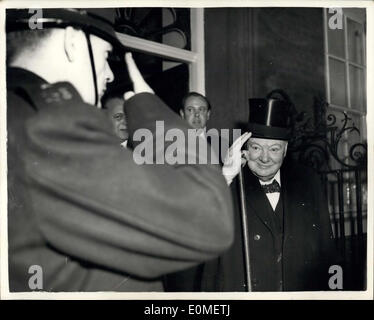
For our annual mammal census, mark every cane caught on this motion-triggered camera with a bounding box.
[238,168,252,292]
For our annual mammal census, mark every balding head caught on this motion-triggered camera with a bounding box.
[104,97,129,142]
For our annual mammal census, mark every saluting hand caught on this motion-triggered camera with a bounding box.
[222,132,251,186]
[123,53,154,100]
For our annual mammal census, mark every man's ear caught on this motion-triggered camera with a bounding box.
[179,109,185,119]
[207,109,211,120]
[64,26,80,62]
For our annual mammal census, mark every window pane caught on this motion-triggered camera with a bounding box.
[327,18,345,58]
[349,65,366,112]
[329,58,347,107]
[114,8,191,50]
[347,18,364,65]
[349,113,366,143]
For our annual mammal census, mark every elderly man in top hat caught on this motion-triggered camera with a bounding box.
[201,92,338,291]
[6,8,234,292]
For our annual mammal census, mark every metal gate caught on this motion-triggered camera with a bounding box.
[289,97,367,290]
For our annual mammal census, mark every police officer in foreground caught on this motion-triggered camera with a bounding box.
[6,9,234,292]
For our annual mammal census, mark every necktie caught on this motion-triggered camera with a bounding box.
[262,179,281,193]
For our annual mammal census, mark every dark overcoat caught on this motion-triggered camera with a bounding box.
[200,160,338,291]
[7,67,234,292]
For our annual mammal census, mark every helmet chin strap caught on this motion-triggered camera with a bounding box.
[84,32,99,107]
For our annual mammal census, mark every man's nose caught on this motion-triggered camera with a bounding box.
[106,64,114,83]
[259,149,269,162]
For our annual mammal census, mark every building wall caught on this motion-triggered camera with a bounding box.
[204,8,252,133]
[205,8,326,132]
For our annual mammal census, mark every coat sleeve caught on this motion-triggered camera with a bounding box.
[24,92,234,279]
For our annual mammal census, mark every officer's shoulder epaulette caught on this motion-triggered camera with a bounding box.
[18,81,83,109]
[38,82,83,106]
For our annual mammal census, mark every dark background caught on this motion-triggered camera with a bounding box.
[205,8,325,131]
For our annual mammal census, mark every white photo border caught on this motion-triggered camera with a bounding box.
[0,0,372,300]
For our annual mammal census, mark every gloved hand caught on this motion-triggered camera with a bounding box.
[222,132,251,185]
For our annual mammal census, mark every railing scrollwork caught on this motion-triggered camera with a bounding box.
[288,95,367,171]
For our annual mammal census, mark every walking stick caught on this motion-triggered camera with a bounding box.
[238,168,252,292]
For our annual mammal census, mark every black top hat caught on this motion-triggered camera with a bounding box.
[247,94,293,140]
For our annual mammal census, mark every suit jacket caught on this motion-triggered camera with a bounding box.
[7,67,234,292]
[200,159,338,291]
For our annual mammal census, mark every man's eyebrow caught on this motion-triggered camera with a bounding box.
[186,105,207,109]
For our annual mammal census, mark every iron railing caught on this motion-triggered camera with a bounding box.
[288,95,367,290]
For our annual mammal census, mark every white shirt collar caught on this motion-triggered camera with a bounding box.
[196,127,207,138]
[121,140,128,148]
[258,170,281,186]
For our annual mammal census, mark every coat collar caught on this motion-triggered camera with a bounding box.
[7,67,84,112]
[7,67,47,90]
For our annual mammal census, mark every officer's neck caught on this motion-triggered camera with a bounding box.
[10,58,62,86]
[10,41,72,88]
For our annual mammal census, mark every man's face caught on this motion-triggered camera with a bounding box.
[106,98,128,142]
[91,36,115,104]
[180,96,210,129]
[246,137,288,182]
[72,31,114,107]
[10,27,114,107]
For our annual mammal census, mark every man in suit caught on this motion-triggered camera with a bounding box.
[163,92,231,292]
[104,96,129,147]
[163,92,212,291]
[6,9,234,292]
[203,94,338,291]
[179,92,211,131]
[179,92,228,165]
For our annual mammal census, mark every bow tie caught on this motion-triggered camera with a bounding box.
[261,180,281,193]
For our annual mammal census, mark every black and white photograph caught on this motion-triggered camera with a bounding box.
[0,0,372,300]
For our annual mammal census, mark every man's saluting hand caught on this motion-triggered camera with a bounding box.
[124,52,154,100]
